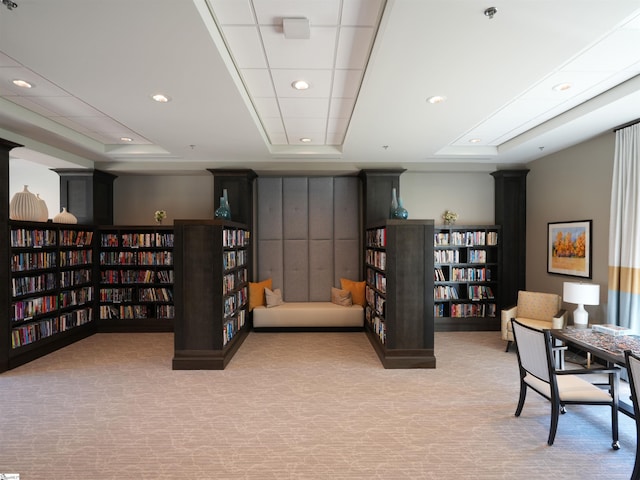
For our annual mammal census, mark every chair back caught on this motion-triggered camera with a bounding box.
[625,350,640,413]
[511,319,553,383]
[516,290,562,321]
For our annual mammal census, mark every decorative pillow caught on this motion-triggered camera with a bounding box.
[331,287,353,307]
[340,278,366,307]
[265,287,284,308]
[249,278,272,312]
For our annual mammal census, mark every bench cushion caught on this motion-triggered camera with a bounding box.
[253,302,364,328]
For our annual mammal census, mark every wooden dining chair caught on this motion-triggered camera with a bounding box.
[511,319,620,449]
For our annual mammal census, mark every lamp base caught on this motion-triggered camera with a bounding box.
[573,304,589,326]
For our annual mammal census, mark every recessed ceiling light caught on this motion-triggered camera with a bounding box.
[469,138,482,143]
[12,79,33,89]
[120,137,133,142]
[427,95,447,104]
[292,80,310,90]
[151,93,171,103]
[552,83,572,92]
[300,137,312,143]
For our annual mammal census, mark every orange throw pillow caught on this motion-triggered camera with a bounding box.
[340,278,365,307]
[249,278,272,312]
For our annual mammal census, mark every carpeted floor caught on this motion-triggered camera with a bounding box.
[0,331,636,479]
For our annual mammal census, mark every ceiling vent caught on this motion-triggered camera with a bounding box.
[282,17,311,39]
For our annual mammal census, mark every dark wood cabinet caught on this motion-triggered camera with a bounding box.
[97,226,174,332]
[173,219,250,370]
[358,169,405,226]
[55,169,117,225]
[434,225,501,331]
[364,219,435,368]
[208,169,257,226]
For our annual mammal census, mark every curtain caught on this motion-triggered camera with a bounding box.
[608,123,640,330]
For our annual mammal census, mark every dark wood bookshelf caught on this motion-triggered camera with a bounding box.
[172,219,250,370]
[433,225,501,331]
[364,219,435,368]
[96,225,174,332]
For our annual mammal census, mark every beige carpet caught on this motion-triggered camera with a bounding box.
[0,331,636,479]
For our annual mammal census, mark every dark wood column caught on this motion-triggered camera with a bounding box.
[207,169,257,226]
[492,169,529,309]
[54,169,117,225]
[0,138,24,372]
[358,169,405,226]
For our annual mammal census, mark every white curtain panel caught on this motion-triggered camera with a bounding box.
[608,123,640,330]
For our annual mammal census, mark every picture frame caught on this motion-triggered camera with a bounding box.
[547,220,592,278]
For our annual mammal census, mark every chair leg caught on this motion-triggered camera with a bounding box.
[632,439,640,480]
[547,401,560,446]
[611,404,620,450]
[505,340,512,352]
[515,382,527,417]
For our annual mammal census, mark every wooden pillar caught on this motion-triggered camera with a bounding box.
[492,169,529,309]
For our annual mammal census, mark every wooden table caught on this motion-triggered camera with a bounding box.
[552,327,640,417]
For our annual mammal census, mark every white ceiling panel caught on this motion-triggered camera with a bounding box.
[220,26,267,69]
[335,27,375,69]
[279,97,329,117]
[252,96,281,117]
[282,117,326,132]
[240,68,276,97]
[329,98,355,118]
[260,26,337,69]
[252,0,341,25]
[271,69,332,97]
[2,96,59,118]
[209,0,254,24]
[568,29,640,72]
[342,0,384,26]
[332,69,362,98]
[26,96,105,118]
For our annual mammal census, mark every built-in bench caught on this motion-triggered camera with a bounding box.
[253,302,364,331]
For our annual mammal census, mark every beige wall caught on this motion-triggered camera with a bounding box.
[400,171,495,225]
[526,132,615,323]
[113,174,214,225]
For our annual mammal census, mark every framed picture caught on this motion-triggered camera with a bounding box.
[547,220,592,278]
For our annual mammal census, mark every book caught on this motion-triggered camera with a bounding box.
[592,324,632,336]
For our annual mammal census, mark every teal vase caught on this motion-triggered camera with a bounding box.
[392,197,408,219]
[214,196,231,220]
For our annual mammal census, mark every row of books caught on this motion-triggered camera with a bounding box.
[450,303,497,318]
[365,285,386,317]
[59,287,94,308]
[12,294,59,322]
[365,305,386,345]
[99,304,149,320]
[60,268,92,288]
[223,250,248,271]
[222,269,248,295]
[100,232,174,248]
[223,228,250,248]
[222,310,247,346]
[100,269,174,284]
[11,251,57,272]
[11,307,93,349]
[59,249,92,267]
[468,285,494,300]
[434,285,459,300]
[451,267,492,282]
[138,287,173,302]
[366,228,386,248]
[59,230,94,247]
[99,251,173,266]
[435,285,495,301]
[223,286,249,318]
[366,268,386,293]
[365,249,386,271]
[100,287,134,302]
[434,231,498,247]
[11,272,56,297]
[434,250,460,264]
[10,228,57,248]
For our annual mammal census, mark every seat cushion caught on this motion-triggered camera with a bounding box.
[525,373,613,403]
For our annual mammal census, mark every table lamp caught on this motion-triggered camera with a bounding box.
[563,282,600,326]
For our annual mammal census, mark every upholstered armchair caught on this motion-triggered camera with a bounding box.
[501,290,567,352]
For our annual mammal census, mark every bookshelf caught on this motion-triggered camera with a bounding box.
[364,219,435,369]
[5,221,97,370]
[433,225,501,331]
[172,219,250,370]
[97,226,174,332]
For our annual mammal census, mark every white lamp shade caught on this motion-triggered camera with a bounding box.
[563,282,600,306]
